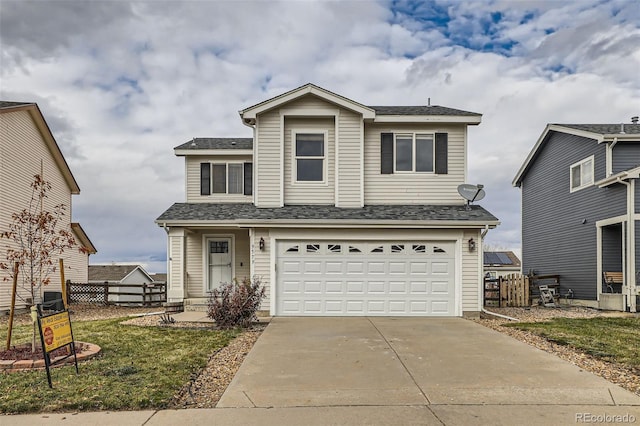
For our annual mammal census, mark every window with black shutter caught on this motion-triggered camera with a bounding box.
[200,163,211,195]
[244,163,253,195]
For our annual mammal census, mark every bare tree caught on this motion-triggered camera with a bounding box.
[0,174,85,351]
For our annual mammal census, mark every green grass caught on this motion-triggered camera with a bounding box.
[506,317,640,367]
[0,318,239,414]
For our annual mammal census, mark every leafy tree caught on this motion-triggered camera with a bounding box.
[0,174,85,351]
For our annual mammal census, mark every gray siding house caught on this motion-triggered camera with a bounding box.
[513,121,640,312]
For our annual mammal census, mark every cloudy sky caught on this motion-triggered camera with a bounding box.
[1,0,639,273]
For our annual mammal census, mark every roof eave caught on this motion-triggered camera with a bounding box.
[373,115,482,125]
[513,124,603,187]
[239,84,376,120]
[174,149,253,157]
[596,166,640,187]
[155,219,500,229]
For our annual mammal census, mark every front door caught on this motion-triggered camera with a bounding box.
[208,238,232,291]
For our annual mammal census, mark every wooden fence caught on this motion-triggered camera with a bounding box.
[484,274,530,307]
[66,281,166,307]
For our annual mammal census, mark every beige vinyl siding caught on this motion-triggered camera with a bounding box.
[461,229,481,312]
[284,116,334,204]
[364,123,467,204]
[252,228,271,310]
[185,155,253,203]
[0,110,82,310]
[337,109,362,207]
[183,229,250,298]
[255,110,281,207]
[168,232,185,301]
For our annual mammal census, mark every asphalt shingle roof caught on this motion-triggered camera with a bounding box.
[369,105,481,116]
[156,203,498,223]
[89,265,140,282]
[175,138,253,150]
[555,124,640,135]
[0,101,34,110]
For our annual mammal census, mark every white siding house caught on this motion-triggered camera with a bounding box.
[0,102,96,311]
[156,84,498,317]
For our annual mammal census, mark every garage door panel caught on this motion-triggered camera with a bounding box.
[367,281,385,293]
[346,262,364,274]
[304,262,322,274]
[389,262,407,274]
[347,281,365,293]
[325,262,343,274]
[277,240,456,316]
[367,262,385,274]
[325,281,343,293]
[304,281,322,293]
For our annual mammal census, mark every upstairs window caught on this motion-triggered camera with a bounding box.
[381,132,447,175]
[395,134,434,172]
[294,132,326,182]
[570,156,594,192]
[201,162,252,195]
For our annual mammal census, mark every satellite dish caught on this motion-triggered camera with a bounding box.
[457,184,486,205]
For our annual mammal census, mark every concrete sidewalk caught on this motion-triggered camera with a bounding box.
[4,317,640,425]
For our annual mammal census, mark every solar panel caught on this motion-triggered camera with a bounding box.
[496,253,513,265]
[484,252,514,265]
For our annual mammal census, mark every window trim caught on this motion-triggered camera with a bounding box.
[569,155,595,193]
[393,133,435,173]
[291,129,328,185]
[207,161,247,195]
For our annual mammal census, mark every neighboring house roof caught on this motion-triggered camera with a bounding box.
[513,123,640,187]
[156,203,499,227]
[88,264,153,283]
[150,273,167,283]
[0,101,81,194]
[174,137,253,152]
[71,223,97,254]
[483,251,521,267]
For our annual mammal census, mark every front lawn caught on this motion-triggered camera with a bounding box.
[0,317,238,413]
[506,317,640,367]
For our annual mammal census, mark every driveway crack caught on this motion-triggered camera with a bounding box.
[366,318,432,405]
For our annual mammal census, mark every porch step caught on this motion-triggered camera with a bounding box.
[184,298,209,312]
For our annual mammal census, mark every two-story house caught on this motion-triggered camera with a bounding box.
[156,84,499,317]
[0,101,97,311]
[513,120,640,312]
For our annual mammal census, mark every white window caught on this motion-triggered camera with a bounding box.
[212,163,244,194]
[395,133,434,172]
[294,131,326,182]
[570,156,594,192]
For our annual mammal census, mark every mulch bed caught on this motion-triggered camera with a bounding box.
[0,342,86,361]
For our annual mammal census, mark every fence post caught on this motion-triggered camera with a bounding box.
[103,281,109,305]
[143,283,148,307]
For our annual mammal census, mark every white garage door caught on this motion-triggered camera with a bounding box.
[276,240,456,316]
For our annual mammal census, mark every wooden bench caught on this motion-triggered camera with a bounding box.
[603,271,623,293]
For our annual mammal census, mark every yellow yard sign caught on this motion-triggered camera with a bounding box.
[39,311,73,353]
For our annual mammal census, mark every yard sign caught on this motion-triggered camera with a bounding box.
[37,310,79,388]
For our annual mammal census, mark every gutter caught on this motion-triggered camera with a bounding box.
[616,177,636,312]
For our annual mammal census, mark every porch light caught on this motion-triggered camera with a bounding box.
[468,238,476,252]
[259,237,265,251]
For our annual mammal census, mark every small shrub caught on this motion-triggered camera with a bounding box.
[207,277,266,329]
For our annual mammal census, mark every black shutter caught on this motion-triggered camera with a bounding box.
[244,162,253,196]
[200,163,211,195]
[435,133,448,174]
[381,133,394,174]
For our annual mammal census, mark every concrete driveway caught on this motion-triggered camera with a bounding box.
[218,317,640,425]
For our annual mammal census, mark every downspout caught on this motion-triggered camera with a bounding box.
[617,177,635,312]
